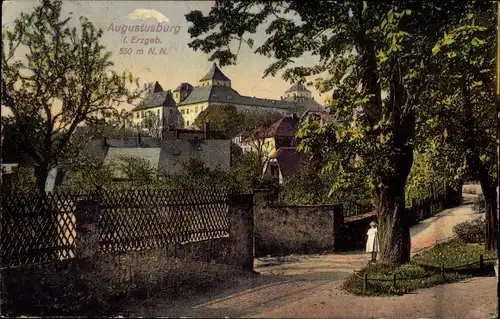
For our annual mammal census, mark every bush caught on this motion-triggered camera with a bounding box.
[453,217,485,244]
[472,194,486,213]
[342,263,464,296]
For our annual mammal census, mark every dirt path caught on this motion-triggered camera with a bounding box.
[125,197,495,318]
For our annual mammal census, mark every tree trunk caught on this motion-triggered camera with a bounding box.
[377,185,411,266]
[376,149,414,266]
[34,165,49,195]
[477,165,497,251]
[457,179,464,204]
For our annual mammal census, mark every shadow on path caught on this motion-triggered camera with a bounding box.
[122,195,483,318]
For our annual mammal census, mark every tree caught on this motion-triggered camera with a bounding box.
[1,0,141,194]
[423,7,497,249]
[110,108,134,129]
[193,105,244,138]
[185,1,480,266]
[241,126,273,178]
[62,155,117,193]
[193,104,283,139]
[142,112,163,139]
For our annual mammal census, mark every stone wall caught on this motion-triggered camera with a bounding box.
[253,190,343,257]
[1,194,254,317]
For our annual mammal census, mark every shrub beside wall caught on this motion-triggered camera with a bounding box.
[453,218,486,244]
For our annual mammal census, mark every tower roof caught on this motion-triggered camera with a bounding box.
[163,90,177,107]
[285,82,311,93]
[173,82,193,92]
[145,81,164,93]
[199,63,230,82]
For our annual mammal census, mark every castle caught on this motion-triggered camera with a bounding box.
[131,63,325,132]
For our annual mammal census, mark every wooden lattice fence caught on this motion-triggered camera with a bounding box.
[94,189,231,253]
[1,192,77,268]
[1,188,233,268]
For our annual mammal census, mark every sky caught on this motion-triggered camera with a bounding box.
[2,1,327,114]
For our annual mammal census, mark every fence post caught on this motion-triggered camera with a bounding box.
[480,254,484,271]
[75,199,101,259]
[441,264,445,278]
[228,194,254,272]
[363,273,368,293]
[393,273,396,287]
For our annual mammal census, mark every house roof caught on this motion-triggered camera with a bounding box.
[293,97,325,112]
[267,116,300,138]
[199,63,231,82]
[132,90,177,111]
[104,147,161,178]
[174,82,193,92]
[271,147,307,180]
[285,82,311,93]
[242,116,299,141]
[177,85,298,110]
[158,139,231,173]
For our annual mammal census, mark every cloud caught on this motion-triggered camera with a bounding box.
[127,9,169,23]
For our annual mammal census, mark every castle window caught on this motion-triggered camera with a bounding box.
[181,109,185,114]
[136,112,139,119]
[187,121,190,126]
[187,109,190,114]
[195,106,198,112]
[170,109,173,114]
[157,109,160,117]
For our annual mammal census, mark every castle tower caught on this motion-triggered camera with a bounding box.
[144,81,164,97]
[284,82,312,99]
[198,63,231,87]
[172,82,193,103]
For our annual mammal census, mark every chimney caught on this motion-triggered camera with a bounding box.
[204,122,209,140]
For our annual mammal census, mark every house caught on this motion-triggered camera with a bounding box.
[233,115,300,158]
[131,82,179,134]
[163,123,226,140]
[264,147,308,185]
[77,134,231,180]
[131,63,326,129]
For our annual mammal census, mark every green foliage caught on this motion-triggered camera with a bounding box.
[279,170,333,205]
[193,104,282,139]
[422,5,496,187]
[117,156,159,186]
[344,240,495,296]
[413,240,495,269]
[278,162,372,210]
[1,0,142,193]
[229,152,264,192]
[405,151,458,206]
[342,263,464,296]
[193,105,243,138]
[1,166,37,194]
[453,218,486,244]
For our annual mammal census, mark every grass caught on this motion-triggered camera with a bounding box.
[413,240,496,269]
[342,240,496,296]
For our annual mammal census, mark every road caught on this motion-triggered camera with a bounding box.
[125,195,496,318]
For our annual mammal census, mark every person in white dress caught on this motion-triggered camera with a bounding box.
[366,221,380,263]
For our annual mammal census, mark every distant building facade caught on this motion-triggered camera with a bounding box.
[131,82,179,134]
[131,63,326,130]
